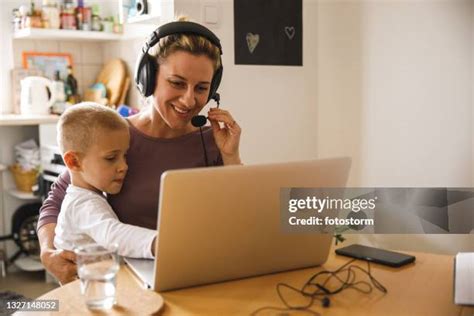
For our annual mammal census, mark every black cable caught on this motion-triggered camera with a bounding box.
[197,94,220,167]
[250,258,388,316]
[198,126,209,167]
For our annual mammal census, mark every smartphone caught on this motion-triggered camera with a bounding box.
[335,244,416,267]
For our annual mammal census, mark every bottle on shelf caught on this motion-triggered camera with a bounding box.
[29,0,43,28]
[51,71,67,115]
[75,0,84,30]
[65,66,80,105]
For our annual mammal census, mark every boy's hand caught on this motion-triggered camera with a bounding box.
[40,248,77,285]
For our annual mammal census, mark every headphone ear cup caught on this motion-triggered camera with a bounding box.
[208,66,223,102]
[144,55,158,97]
[135,52,158,97]
[143,54,158,97]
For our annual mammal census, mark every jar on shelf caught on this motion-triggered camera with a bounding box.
[61,0,76,30]
[102,17,113,33]
[91,4,102,31]
[42,0,60,29]
[61,12,76,30]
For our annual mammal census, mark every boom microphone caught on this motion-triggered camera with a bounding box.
[191,93,220,128]
[191,115,207,127]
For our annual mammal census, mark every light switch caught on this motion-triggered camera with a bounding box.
[204,5,218,24]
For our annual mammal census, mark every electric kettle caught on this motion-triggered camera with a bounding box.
[20,76,57,115]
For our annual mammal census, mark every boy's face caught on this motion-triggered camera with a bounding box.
[78,128,130,195]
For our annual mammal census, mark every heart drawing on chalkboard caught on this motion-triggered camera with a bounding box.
[246,33,260,54]
[285,26,295,40]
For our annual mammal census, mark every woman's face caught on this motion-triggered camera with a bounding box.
[154,50,214,131]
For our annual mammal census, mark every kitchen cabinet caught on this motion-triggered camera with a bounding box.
[0,117,58,269]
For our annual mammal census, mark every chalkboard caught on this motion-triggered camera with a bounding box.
[234,0,302,66]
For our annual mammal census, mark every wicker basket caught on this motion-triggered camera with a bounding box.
[10,164,39,192]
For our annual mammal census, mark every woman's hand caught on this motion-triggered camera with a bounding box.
[208,108,242,165]
[40,248,77,285]
[38,224,77,285]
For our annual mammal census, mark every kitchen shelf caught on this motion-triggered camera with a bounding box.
[7,189,41,201]
[14,28,125,42]
[0,114,59,126]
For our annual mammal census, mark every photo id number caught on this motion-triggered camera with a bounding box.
[4,299,59,311]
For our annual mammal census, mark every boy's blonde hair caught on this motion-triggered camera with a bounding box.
[149,16,221,71]
[57,102,129,154]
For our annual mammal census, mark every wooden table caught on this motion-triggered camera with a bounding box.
[28,250,473,315]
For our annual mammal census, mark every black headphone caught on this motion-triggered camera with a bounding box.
[134,21,223,103]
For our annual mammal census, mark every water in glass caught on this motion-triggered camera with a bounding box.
[75,244,119,310]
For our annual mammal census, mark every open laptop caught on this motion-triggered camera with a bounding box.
[125,157,351,292]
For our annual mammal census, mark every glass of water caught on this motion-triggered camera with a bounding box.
[74,243,119,310]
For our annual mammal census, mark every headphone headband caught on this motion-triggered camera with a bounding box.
[145,21,223,55]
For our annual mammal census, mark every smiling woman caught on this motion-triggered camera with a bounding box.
[36,17,243,285]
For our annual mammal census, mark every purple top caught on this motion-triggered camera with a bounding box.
[38,122,223,230]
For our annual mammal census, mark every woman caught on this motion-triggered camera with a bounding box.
[37,18,242,284]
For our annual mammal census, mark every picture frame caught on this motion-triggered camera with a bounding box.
[234,0,302,66]
[22,52,73,80]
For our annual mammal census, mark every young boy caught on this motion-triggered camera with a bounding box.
[53,102,156,258]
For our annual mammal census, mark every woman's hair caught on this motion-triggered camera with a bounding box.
[57,102,129,154]
[149,16,221,71]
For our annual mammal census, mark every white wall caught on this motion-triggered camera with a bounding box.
[315,1,364,186]
[0,1,16,114]
[361,0,472,188]
[356,0,473,254]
